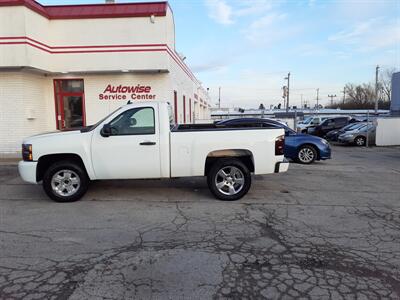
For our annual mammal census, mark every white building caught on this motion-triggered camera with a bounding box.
[0,0,211,156]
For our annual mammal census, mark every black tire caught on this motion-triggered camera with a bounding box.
[42,160,89,202]
[207,158,251,201]
[296,145,317,164]
[354,136,366,147]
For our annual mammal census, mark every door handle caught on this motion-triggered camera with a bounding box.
[139,141,156,146]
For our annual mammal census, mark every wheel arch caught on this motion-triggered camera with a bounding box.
[36,153,88,182]
[204,149,254,176]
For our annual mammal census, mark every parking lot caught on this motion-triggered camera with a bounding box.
[1,145,399,299]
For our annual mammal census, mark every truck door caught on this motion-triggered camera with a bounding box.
[91,106,161,179]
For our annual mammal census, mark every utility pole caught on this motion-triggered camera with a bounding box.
[218,86,221,109]
[316,88,319,110]
[342,87,346,105]
[300,94,303,109]
[285,72,290,112]
[328,94,337,107]
[374,65,379,114]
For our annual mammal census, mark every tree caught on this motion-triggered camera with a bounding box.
[345,83,375,106]
[258,103,265,110]
[327,82,390,110]
[379,68,395,102]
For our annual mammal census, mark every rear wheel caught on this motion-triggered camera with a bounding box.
[355,136,366,146]
[43,161,89,202]
[297,145,317,164]
[207,158,251,201]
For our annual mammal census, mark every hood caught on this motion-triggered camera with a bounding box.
[295,133,326,142]
[339,129,360,136]
[23,129,82,143]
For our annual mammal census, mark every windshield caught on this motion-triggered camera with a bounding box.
[345,123,363,131]
[359,124,375,132]
[301,117,313,124]
[90,107,123,129]
[285,126,297,135]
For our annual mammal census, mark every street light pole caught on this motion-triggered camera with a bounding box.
[316,88,319,110]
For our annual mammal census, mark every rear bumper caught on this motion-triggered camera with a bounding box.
[18,161,38,184]
[274,160,289,173]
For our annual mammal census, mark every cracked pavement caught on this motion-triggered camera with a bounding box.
[0,145,400,299]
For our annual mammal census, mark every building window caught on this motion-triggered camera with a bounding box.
[189,98,192,123]
[183,95,186,124]
[54,79,85,130]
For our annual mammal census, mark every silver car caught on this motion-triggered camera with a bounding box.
[338,123,376,146]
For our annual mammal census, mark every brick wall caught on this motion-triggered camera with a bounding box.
[0,72,53,156]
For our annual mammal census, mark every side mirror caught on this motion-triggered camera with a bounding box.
[101,124,112,137]
[130,118,137,126]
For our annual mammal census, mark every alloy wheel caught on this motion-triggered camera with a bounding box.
[215,166,245,196]
[298,147,315,163]
[355,137,365,146]
[51,169,81,197]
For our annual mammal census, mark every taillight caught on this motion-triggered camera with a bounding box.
[275,135,285,155]
[22,144,33,161]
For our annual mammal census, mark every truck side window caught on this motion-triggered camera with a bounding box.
[109,107,155,135]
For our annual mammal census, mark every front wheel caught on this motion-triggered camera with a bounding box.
[42,161,89,202]
[355,136,366,146]
[207,159,251,201]
[297,145,317,164]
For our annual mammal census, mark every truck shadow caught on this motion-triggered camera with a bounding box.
[86,177,214,202]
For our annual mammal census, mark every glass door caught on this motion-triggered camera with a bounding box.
[54,79,85,130]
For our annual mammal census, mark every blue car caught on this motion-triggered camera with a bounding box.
[216,118,331,164]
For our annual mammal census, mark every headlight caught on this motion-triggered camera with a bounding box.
[321,139,329,145]
[22,144,32,161]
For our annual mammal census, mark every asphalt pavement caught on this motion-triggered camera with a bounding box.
[0,145,399,299]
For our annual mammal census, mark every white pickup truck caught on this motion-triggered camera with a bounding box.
[19,101,289,202]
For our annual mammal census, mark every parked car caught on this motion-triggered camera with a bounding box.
[338,123,376,146]
[216,118,331,164]
[326,122,366,141]
[297,116,328,133]
[18,101,289,202]
[312,116,358,137]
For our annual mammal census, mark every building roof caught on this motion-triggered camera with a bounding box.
[0,0,168,19]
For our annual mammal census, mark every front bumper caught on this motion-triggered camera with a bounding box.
[18,161,38,184]
[275,160,289,173]
[319,144,332,160]
[338,136,354,144]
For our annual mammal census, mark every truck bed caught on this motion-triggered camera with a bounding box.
[170,125,284,177]
[172,122,277,131]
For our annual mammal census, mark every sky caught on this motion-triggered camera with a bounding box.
[39,0,400,108]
